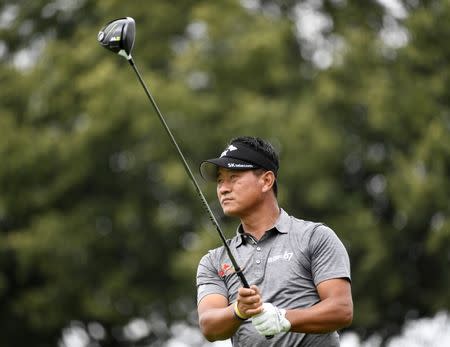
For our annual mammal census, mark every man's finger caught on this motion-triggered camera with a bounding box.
[238,287,257,297]
[250,284,261,295]
[245,306,264,316]
[240,295,261,304]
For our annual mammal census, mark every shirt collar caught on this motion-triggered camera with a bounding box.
[234,208,291,247]
[273,208,291,234]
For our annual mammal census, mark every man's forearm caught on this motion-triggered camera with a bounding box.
[199,304,243,341]
[285,297,353,333]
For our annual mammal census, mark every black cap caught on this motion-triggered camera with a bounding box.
[200,140,279,181]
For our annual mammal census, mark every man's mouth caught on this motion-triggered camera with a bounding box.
[221,198,233,205]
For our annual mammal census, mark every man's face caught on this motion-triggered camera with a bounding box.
[216,167,266,217]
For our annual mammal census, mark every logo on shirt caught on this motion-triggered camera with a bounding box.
[218,262,235,277]
[267,251,293,263]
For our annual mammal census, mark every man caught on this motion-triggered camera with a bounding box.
[196,136,352,346]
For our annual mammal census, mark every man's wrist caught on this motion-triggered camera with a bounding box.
[279,308,291,332]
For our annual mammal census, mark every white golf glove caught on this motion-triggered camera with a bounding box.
[251,302,291,336]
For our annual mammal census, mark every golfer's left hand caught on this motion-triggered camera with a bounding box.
[251,302,291,336]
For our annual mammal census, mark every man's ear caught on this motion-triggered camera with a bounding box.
[261,171,276,193]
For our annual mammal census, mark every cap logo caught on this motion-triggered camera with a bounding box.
[220,145,237,158]
[227,163,253,168]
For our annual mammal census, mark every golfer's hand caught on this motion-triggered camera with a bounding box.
[251,302,291,336]
[235,285,263,319]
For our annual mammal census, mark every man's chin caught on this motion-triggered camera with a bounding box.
[222,207,239,217]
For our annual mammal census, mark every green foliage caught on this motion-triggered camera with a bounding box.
[0,0,449,345]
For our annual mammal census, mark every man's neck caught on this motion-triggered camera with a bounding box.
[240,200,280,240]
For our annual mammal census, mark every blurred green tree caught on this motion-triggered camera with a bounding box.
[0,0,448,346]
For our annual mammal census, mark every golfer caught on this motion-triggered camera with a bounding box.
[196,136,353,346]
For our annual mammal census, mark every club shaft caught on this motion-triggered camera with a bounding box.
[128,58,249,289]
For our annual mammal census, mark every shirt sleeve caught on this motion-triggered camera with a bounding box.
[309,225,351,286]
[196,250,229,304]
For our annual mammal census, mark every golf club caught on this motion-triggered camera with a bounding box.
[97,17,250,289]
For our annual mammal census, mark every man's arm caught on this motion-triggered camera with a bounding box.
[198,285,263,341]
[285,278,353,333]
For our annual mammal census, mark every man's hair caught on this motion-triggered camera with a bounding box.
[229,136,279,196]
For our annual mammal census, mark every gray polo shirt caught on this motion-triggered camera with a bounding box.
[196,208,351,346]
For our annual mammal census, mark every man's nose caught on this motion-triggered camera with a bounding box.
[218,180,231,194]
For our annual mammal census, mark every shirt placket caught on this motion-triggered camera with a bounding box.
[248,234,276,286]
[252,244,266,285]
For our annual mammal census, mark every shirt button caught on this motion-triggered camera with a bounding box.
[256,260,261,264]
[256,247,261,251]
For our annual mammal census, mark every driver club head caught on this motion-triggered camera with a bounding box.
[97,17,135,59]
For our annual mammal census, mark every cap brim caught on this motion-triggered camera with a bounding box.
[199,158,258,181]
